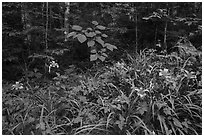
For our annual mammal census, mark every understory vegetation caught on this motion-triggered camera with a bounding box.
[2,48,202,135]
[2,2,202,135]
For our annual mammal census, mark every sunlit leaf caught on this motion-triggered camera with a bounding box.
[72,25,82,31]
[95,36,104,46]
[163,107,171,115]
[73,34,79,39]
[105,43,117,51]
[101,34,108,38]
[182,121,189,128]
[102,52,108,57]
[173,117,183,128]
[87,27,93,31]
[101,48,106,52]
[67,31,77,38]
[90,54,97,61]
[116,115,125,130]
[98,55,106,62]
[143,17,150,20]
[85,32,96,37]
[87,40,95,47]
[95,30,101,34]
[77,34,87,43]
[137,102,148,115]
[91,49,97,53]
[96,25,106,30]
[92,21,98,25]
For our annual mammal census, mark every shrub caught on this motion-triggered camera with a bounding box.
[67,21,117,62]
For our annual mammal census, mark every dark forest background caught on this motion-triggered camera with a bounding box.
[2,2,202,81]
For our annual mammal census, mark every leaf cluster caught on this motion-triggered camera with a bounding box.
[67,21,117,62]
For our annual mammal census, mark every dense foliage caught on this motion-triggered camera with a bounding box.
[2,2,202,135]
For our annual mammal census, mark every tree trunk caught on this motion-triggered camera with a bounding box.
[44,2,49,77]
[154,24,157,46]
[45,2,49,50]
[49,5,52,33]
[21,3,31,46]
[21,3,32,82]
[135,7,138,54]
[163,21,167,52]
[163,6,170,53]
[64,2,70,41]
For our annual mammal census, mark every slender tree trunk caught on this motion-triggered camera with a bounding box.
[44,2,49,77]
[21,3,32,82]
[42,3,45,48]
[45,2,49,50]
[163,6,169,53]
[49,5,52,33]
[135,7,138,54]
[64,2,70,41]
[163,21,167,52]
[154,24,157,46]
[21,3,31,46]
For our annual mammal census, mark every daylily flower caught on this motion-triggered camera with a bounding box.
[159,68,169,76]
[11,82,24,90]
[49,60,59,73]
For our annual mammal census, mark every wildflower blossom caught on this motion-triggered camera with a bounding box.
[48,60,59,73]
[159,68,169,76]
[11,82,24,90]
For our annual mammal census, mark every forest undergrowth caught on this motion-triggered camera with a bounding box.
[2,48,202,135]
